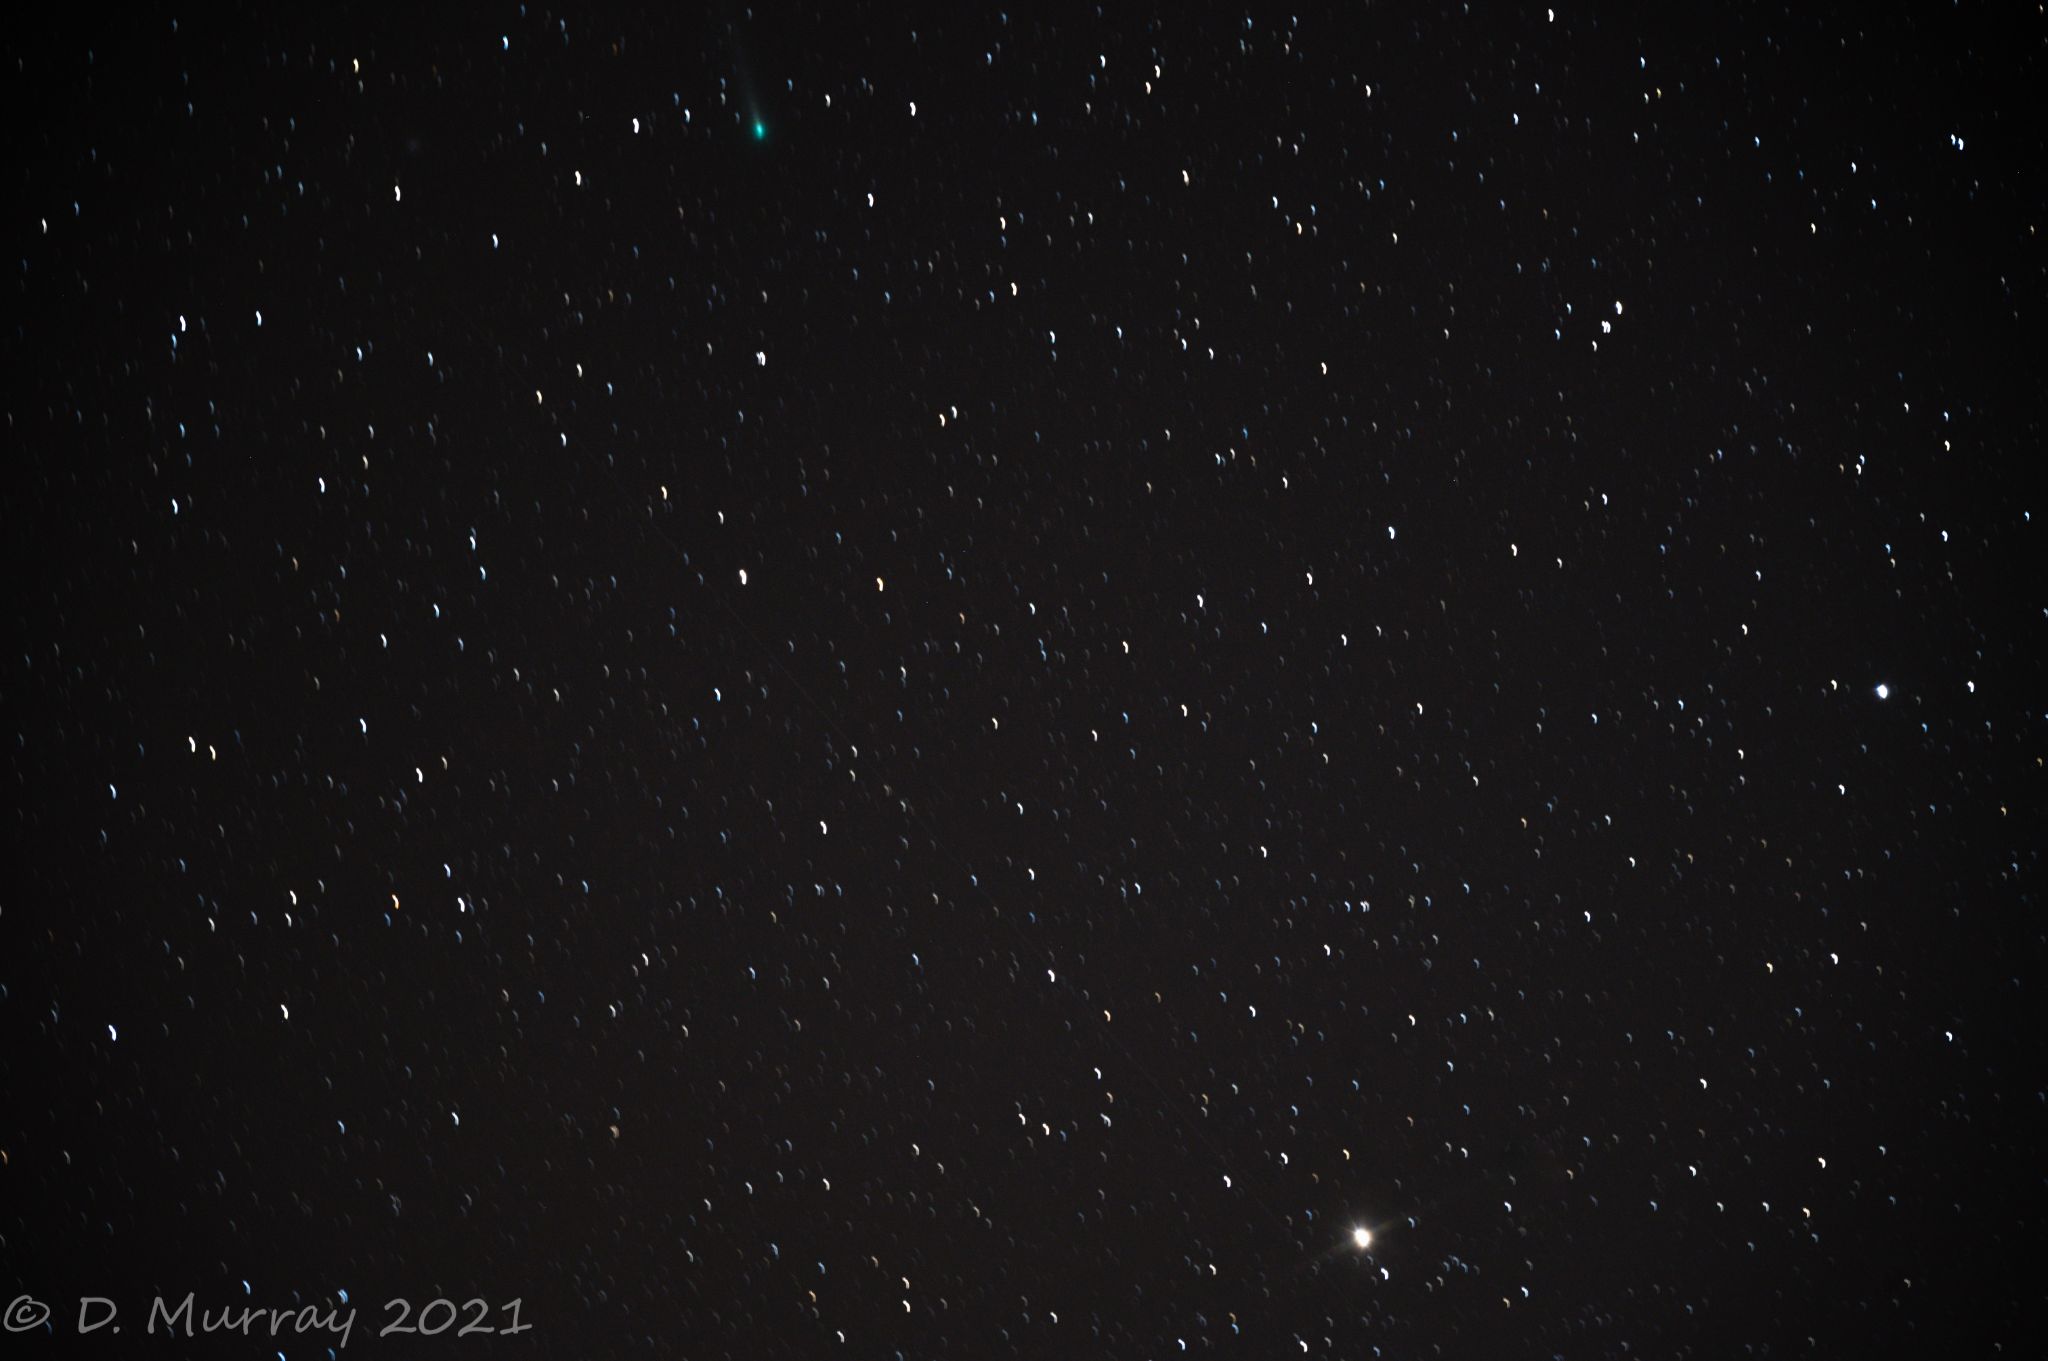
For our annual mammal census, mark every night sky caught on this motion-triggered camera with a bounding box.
[7,3,2045,1357]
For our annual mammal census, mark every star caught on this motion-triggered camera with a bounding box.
[1352,1227,1373,1250]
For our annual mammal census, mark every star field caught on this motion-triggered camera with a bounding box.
[7,4,2044,1357]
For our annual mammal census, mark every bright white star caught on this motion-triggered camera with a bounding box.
[1352,1227,1373,1250]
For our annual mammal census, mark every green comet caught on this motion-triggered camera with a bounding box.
[751,117,767,141]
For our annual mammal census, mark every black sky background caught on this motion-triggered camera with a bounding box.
[6,2,2044,1357]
